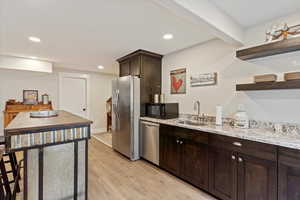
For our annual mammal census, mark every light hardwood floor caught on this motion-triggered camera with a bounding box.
[89,138,216,200]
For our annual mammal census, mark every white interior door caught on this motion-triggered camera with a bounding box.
[60,76,88,118]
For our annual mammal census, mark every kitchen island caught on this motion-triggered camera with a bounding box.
[4,111,92,200]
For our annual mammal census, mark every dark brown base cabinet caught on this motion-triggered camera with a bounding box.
[159,125,209,191]
[209,147,237,200]
[279,147,300,200]
[209,135,277,200]
[159,125,299,200]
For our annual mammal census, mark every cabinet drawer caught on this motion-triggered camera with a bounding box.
[174,127,208,145]
[209,135,277,161]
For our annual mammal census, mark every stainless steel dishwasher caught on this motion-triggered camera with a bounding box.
[140,121,160,165]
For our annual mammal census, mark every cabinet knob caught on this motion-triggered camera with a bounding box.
[231,155,236,160]
[233,142,242,147]
[238,157,243,162]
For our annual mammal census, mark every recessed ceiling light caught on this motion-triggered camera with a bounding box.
[28,36,41,43]
[98,65,104,69]
[163,34,173,40]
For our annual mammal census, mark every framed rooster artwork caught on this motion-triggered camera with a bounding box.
[170,68,186,94]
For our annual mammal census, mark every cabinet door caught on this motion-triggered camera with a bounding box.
[159,125,180,175]
[180,139,209,191]
[237,153,277,200]
[209,147,237,200]
[278,148,300,200]
[119,60,130,77]
[279,164,300,200]
[130,56,140,76]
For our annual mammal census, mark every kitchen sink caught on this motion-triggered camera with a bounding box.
[177,119,207,126]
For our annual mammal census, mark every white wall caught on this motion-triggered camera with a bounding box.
[162,14,300,123]
[0,68,116,135]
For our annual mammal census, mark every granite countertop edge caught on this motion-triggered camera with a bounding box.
[140,117,300,150]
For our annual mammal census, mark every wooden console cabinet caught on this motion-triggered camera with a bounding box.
[3,101,53,128]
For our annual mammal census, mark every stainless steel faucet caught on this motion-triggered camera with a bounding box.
[194,100,201,120]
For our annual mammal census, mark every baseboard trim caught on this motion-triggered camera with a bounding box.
[91,128,106,134]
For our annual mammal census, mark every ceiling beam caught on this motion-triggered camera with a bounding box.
[151,0,244,45]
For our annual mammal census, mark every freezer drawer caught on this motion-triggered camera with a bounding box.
[140,121,160,165]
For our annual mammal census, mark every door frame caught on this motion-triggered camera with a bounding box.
[58,72,91,119]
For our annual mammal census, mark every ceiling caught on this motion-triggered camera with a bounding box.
[211,0,300,27]
[0,0,215,74]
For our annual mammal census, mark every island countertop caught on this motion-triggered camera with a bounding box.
[5,110,92,135]
[140,117,300,150]
[0,145,3,160]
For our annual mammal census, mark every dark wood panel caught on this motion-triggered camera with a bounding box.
[173,127,208,145]
[237,153,277,200]
[130,55,141,76]
[159,125,180,175]
[180,139,209,191]
[117,49,163,63]
[140,55,162,116]
[209,135,277,161]
[119,60,130,77]
[117,49,162,116]
[236,80,300,91]
[236,36,300,60]
[209,147,237,200]
[279,147,300,200]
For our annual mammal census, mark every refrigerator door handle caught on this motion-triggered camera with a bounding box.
[115,90,120,120]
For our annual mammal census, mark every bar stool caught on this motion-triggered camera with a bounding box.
[0,137,22,200]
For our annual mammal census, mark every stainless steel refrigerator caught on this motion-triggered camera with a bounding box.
[112,76,140,161]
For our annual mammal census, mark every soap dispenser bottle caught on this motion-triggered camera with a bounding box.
[234,104,249,129]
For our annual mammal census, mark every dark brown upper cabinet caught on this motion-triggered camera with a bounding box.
[117,49,162,78]
[117,50,163,116]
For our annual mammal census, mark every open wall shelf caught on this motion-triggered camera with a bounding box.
[236,36,300,60]
[236,80,300,91]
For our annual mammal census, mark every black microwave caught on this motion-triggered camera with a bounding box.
[145,103,179,119]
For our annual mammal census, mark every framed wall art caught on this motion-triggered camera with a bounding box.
[190,72,217,87]
[23,90,39,105]
[170,68,186,94]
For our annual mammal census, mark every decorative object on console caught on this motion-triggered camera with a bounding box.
[23,90,38,105]
[190,72,217,87]
[266,23,300,42]
[170,68,186,94]
[41,93,49,105]
[284,72,300,81]
[254,74,277,83]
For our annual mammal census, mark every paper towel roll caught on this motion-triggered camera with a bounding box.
[216,105,223,126]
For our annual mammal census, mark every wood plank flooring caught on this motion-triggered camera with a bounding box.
[89,138,216,200]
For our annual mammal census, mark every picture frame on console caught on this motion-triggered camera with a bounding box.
[23,90,38,105]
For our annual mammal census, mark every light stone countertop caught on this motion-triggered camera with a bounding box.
[140,117,300,150]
